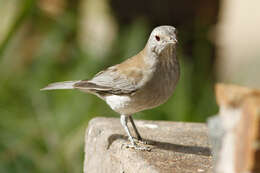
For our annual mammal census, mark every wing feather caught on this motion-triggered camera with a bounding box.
[74,65,143,95]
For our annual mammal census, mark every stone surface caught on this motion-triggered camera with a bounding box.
[84,117,212,173]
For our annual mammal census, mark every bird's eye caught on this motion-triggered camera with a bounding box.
[155,35,160,41]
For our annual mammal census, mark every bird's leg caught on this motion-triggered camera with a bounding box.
[129,115,150,145]
[129,115,142,141]
[120,115,150,151]
[120,115,135,145]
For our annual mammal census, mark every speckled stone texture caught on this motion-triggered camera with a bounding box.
[84,117,212,173]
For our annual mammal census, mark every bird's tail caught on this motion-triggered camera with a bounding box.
[40,81,80,91]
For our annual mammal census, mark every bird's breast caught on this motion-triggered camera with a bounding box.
[104,55,180,115]
[130,56,180,111]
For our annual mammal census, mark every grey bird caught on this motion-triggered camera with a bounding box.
[41,25,180,151]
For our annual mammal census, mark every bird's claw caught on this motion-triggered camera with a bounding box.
[133,138,154,145]
[122,143,151,151]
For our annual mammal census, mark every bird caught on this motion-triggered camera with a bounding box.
[41,25,180,151]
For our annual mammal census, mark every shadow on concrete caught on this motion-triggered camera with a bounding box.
[107,134,211,157]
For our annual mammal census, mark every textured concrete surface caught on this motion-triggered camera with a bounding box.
[84,117,212,173]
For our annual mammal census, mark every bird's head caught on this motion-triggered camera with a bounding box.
[146,26,178,56]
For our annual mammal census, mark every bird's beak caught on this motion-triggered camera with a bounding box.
[168,37,178,44]
[172,37,178,44]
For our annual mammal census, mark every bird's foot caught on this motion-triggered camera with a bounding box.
[122,143,151,151]
[133,137,154,145]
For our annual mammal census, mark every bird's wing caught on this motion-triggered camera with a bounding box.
[74,64,144,95]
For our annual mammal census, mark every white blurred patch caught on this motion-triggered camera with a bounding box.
[143,124,158,129]
[79,0,117,58]
[137,122,158,129]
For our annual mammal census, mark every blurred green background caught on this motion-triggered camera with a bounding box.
[0,0,224,172]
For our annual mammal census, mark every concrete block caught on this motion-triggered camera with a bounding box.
[84,117,212,173]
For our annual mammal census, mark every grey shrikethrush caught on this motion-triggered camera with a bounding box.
[41,25,180,151]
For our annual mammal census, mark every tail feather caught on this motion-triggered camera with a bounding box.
[40,81,80,91]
